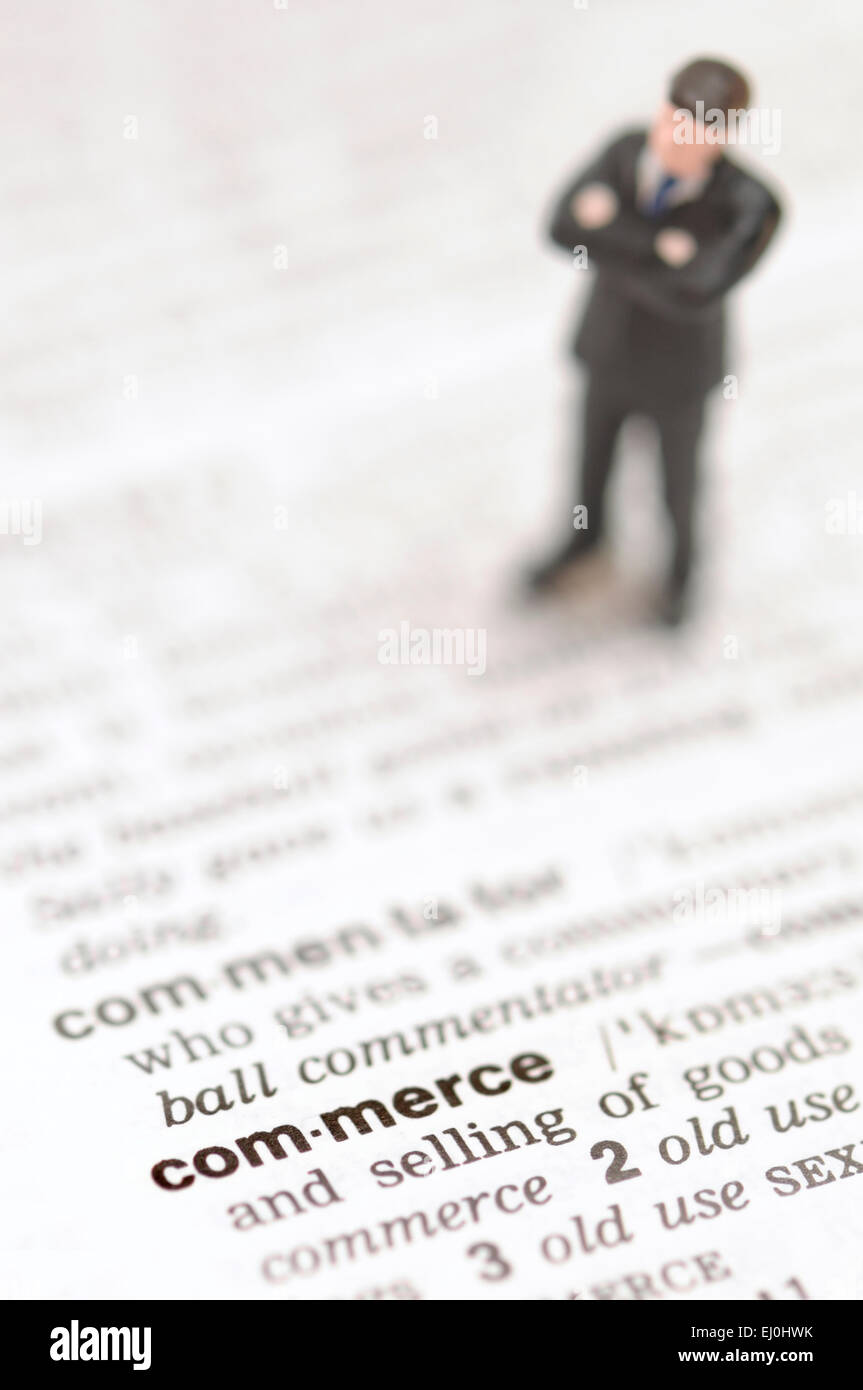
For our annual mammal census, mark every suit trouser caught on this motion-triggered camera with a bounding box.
[577,371,706,586]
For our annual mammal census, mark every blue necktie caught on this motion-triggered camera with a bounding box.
[649,174,678,217]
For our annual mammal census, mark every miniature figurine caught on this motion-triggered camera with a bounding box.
[526,57,783,624]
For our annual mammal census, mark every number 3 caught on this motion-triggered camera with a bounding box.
[467,1241,513,1281]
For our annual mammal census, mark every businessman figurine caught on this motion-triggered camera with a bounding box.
[526,57,782,624]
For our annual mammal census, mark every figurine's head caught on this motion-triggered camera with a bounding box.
[650,57,751,178]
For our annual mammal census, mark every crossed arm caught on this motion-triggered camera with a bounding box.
[547,134,781,324]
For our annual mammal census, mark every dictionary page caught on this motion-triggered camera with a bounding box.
[3,1,863,1303]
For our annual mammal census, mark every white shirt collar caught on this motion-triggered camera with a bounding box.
[636,143,709,213]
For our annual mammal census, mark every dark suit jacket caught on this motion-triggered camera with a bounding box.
[547,129,782,405]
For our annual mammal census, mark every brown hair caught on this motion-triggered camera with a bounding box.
[670,57,751,118]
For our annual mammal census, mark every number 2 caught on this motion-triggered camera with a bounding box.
[590,1139,642,1184]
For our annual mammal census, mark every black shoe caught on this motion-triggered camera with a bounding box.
[657,578,690,627]
[523,533,600,594]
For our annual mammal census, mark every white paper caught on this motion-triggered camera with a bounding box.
[2,0,862,1302]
